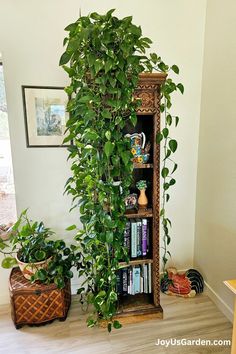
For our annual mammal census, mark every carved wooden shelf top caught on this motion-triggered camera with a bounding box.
[138,72,167,83]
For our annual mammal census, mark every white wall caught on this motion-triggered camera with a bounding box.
[0,0,206,304]
[194,0,236,322]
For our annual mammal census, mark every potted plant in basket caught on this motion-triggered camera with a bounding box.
[0,210,78,289]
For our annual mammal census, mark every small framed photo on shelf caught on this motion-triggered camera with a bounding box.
[125,193,138,210]
[22,86,69,147]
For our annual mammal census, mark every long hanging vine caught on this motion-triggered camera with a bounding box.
[60,9,183,331]
[157,76,184,273]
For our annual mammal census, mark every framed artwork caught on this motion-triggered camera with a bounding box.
[22,86,70,147]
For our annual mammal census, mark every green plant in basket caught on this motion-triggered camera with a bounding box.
[0,210,78,289]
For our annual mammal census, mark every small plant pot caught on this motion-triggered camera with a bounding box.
[138,189,148,209]
[16,253,52,280]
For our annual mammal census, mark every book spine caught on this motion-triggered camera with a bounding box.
[131,221,137,258]
[147,220,150,253]
[142,219,147,256]
[131,267,134,295]
[122,268,128,295]
[136,219,142,257]
[148,263,152,293]
[116,269,123,295]
[124,221,131,255]
[134,266,140,294]
[140,266,144,293]
[143,264,148,293]
[127,268,131,294]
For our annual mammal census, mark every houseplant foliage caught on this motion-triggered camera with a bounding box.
[0,210,77,289]
[136,180,147,190]
[60,9,183,330]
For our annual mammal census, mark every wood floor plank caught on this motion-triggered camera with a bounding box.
[0,293,232,354]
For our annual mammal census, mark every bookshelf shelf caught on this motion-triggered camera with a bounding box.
[133,163,153,169]
[125,208,153,219]
[116,73,166,325]
[116,294,163,324]
[119,259,153,268]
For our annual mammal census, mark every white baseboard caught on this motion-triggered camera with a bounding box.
[204,281,233,323]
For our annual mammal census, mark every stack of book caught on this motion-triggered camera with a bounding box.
[116,264,152,296]
[124,219,150,258]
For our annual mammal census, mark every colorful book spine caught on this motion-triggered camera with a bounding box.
[142,219,148,256]
[136,219,142,257]
[147,219,150,253]
[131,220,137,258]
[134,266,140,294]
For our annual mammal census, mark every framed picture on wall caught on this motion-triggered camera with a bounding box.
[22,86,70,147]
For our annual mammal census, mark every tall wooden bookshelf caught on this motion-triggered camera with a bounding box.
[116,73,167,324]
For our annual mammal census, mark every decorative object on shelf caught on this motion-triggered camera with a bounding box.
[142,141,151,163]
[124,193,138,210]
[160,267,204,298]
[0,209,78,289]
[22,86,71,147]
[9,267,71,329]
[125,132,151,164]
[136,180,148,209]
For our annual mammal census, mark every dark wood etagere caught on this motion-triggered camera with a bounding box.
[115,73,167,324]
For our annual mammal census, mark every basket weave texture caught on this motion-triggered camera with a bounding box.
[9,267,71,328]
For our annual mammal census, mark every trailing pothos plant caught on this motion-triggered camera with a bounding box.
[60,9,183,331]
[157,68,184,274]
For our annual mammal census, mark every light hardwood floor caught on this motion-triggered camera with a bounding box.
[0,293,232,354]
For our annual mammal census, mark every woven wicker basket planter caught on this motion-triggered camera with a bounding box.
[9,267,71,329]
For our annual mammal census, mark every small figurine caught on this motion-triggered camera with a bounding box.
[125,193,138,210]
[160,267,204,298]
[136,180,148,209]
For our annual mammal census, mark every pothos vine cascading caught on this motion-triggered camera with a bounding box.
[60,9,184,330]
[157,77,184,273]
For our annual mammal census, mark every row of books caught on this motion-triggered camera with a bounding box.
[124,219,150,258]
[116,264,152,295]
